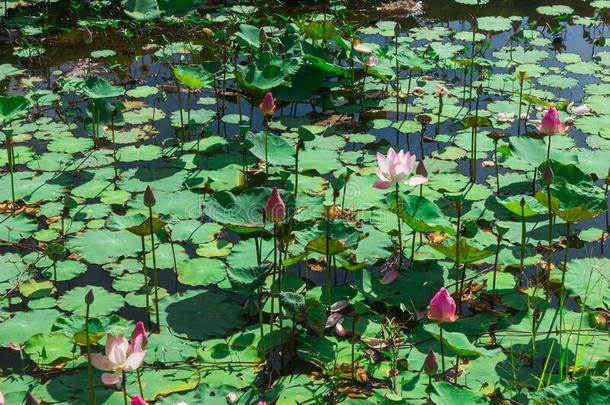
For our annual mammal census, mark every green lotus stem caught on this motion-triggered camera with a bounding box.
[546,135,552,163]
[351,315,356,381]
[439,324,446,374]
[269,225,277,365]
[85,301,96,405]
[122,370,127,405]
[148,207,160,329]
[470,88,481,182]
[264,128,269,175]
[325,205,331,306]
[52,258,58,296]
[518,78,524,136]
[5,130,15,203]
[410,230,416,265]
[519,203,526,286]
[456,207,463,312]
[140,235,151,329]
[395,183,403,268]
[362,66,368,105]
[167,230,178,293]
[111,113,118,182]
[547,185,553,274]
[186,88,191,141]
[137,369,143,397]
[276,224,285,362]
[493,139,500,195]
[436,95,443,134]
[492,235,501,298]
[468,19,477,110]
[403,70,412,119]
[175,80,186,143]
[558,221,570,375]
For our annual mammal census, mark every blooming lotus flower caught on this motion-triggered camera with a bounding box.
[434,85,449,97]
[91,334,146,388]
[535,107,567,135]
[265,187,286,222]
[226,392,238,404]
[257,402,269,405]
[132,396,148,405]
[427,287,458,324]
[365,53,378,67]
[495,112,515,123]
[373,148,416,189]
[259,92,276,116]
[408,159,429,186]
[423,350,438,376]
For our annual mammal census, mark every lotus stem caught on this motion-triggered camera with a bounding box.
[351,315,356,381]
[492,236,501,299]
[122,370,127,405]
[111,113,118,182]
[5,131,15,203]
[436,95,443,134]
[547,185,553,274]
[439,324,446,374]
[558,221,570,373]
[468,18,477,110]
[395,183,403,268]
[264,128,269,175]
[518,78,524,136]
[85,301,96,405]
[140,235,151,330]
[167,229,178,293]
[175,79,185,143]
[325,204,332,306]
[455,207,463,311]
[519,203,526,286]
[493,139,500,195]
[147,207,160,329]
[137,369,143,397]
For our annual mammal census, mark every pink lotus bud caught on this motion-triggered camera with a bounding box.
[567,103,591,115]
[256,402,268,405]
[423,350,438,376]
[427,287,458,323]
[131,396,148,405]
[535,107,567,135]
[143,186,156,207]
[259,92,276,116]
[335,320,347,336]
[265,187,286,222]
[129,321,148,352]
[381,270,400,284]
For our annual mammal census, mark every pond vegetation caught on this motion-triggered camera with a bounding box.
[0,0,609,404]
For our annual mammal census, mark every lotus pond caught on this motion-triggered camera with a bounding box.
[1,0,609,404]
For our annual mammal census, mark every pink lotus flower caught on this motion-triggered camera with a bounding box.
[91,333,146,388]
[259,92,276,116]
[408,159,429,186]
[423,350,438,376]
[257,402,269,405]
[0,390,4,405]
[373,148,416,189]
[434,85,449,97]
[381,270,400,284]
[365,53,378,67]
[427,287,458,324]
[132,396,148,405]
[535,107,567,135]
[265,187,286,222]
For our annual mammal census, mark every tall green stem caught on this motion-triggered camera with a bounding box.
[85,303,96,405]
[148,207,160,328]
[439,324,446,374]
[140,236,151,329]
[395,183,403,267]
[122,371,127,405]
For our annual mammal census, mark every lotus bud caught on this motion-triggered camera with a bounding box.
[542,163,554,186]
[394,22,401,37]
[476,84,483,96]
[427,287,458,323]
[423,350,438,376]
[520,197,526,208]
[416,159,428,178]
[535,107,567,135]
[131,396,148,405]
[85,289,95,305]
[259,92,276,117]
[454,200,463,214]
[416,114,432,126]
[517,71,528,83]
[434,85,449,98]
[265,187,286,222]
[381,270,400,284]
[259,28,268,44]
[365,52,378,67]
[256,402,269,405]
[143,186,156,207]
[130,321,148,352]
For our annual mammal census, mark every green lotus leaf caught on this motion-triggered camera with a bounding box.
[497,195,547,217]
[173,65,213,89]
[226,264,269,294]
[82,76,124,99]
[58,286,125,317]
[246,131,295,167]
[386,194,455,234]
[24,332,74,367]
[431,238,495,264]
[535,182,607,223]
[0,96,30,123]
